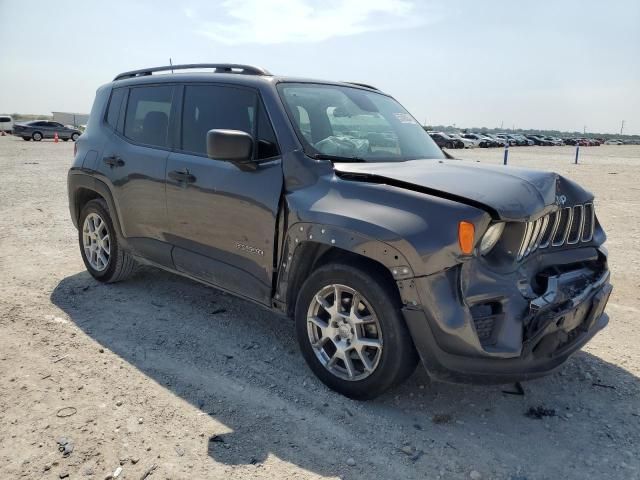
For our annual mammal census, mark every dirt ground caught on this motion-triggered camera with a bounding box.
[1,136,638,480]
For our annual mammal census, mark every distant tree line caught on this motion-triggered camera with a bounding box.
[425,124,639,141]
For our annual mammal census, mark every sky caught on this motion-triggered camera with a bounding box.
[0,0,638,134]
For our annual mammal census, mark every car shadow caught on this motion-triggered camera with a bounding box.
[51,267,640,479]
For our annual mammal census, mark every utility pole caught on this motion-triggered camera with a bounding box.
[621,120,625,136]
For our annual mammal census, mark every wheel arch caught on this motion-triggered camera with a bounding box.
[275,223,419,318]
[68,173,126,242]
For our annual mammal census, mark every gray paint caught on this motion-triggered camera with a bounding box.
[67,68,612,384]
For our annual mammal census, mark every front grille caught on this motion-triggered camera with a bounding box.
[517,203,595,260]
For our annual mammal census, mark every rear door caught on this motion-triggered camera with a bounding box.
[165,83,283,305]
[98,84,176,267]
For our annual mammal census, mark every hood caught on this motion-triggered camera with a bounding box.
[333,159,593,221]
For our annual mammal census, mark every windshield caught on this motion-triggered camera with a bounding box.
[277,83,444,162]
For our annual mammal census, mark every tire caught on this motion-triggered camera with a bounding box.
[62,138,69,142]
[71,133,79,141]
[22,137,31,141]
[32,132,43,141]
[295,262,418,400]
[446,142,453,149]
[78,198,136,283]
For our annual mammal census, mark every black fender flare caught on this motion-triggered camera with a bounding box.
[67,172,128,248]
[274,222,422,313]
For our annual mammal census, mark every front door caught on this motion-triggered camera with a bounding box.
[165,84,283,305]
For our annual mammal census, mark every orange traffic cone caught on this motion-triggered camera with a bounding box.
[54,132,59,143]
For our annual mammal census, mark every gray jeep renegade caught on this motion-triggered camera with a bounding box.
[68,64,612,399]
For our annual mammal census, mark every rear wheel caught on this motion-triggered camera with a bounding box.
[78,199,136,283]
[32,132,43,141]
[22,137,31,141]
[295,262,418,400]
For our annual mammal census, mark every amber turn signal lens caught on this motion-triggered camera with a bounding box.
[458,221,475,255]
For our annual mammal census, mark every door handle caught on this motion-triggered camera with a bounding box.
[169,168,196,183]
[103,155,125,167]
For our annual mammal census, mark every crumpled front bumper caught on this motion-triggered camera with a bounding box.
[402,247,612,384]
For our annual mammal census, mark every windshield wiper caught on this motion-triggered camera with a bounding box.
[311,153,366,163]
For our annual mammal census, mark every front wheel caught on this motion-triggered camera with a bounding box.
[71,133,79,141]
[78,199,136,283]
[32,132,43,141]
[295,262,418,400]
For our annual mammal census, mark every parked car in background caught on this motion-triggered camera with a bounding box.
[513,134,534,146]
[484,133,508,146]
[543,136,564,146]
[0,115,13,133]
[526,135,553,146]
[428,132,464,149]
[462,133,494,148]
[13,121,82,141]
[449,133,477,148]
[604,139,623,145]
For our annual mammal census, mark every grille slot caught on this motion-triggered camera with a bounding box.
[582,203,595,241]
[552,207,572,246]
[567,205,583,244]
[538,211,558,248]
[517,203,595,261]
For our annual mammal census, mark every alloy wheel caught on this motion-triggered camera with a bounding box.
[82,212,111,271]
[306,284,383,381]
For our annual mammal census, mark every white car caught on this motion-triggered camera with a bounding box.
[604,139,623,145]
[449,133,478,148]
[0,115,13,133]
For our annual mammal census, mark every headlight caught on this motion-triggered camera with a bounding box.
[479,222,505,255]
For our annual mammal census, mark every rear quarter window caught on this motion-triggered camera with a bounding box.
[105,88,126,130]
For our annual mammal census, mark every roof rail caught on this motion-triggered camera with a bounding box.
[345,82,379,91]
[114,64,272,81]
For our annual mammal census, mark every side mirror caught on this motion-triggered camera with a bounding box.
[206,129,254,164]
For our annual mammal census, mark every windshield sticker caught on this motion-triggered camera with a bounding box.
[393,113,418,124]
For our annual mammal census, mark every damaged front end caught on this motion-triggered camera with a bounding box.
[403,197,612,384]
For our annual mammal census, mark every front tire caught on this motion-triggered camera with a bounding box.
[295,262,418,400]
[78,199,136,283]
[71,133,79,141]
[32,132,43,141]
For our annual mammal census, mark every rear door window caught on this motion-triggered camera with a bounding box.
[124,85,174,148]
